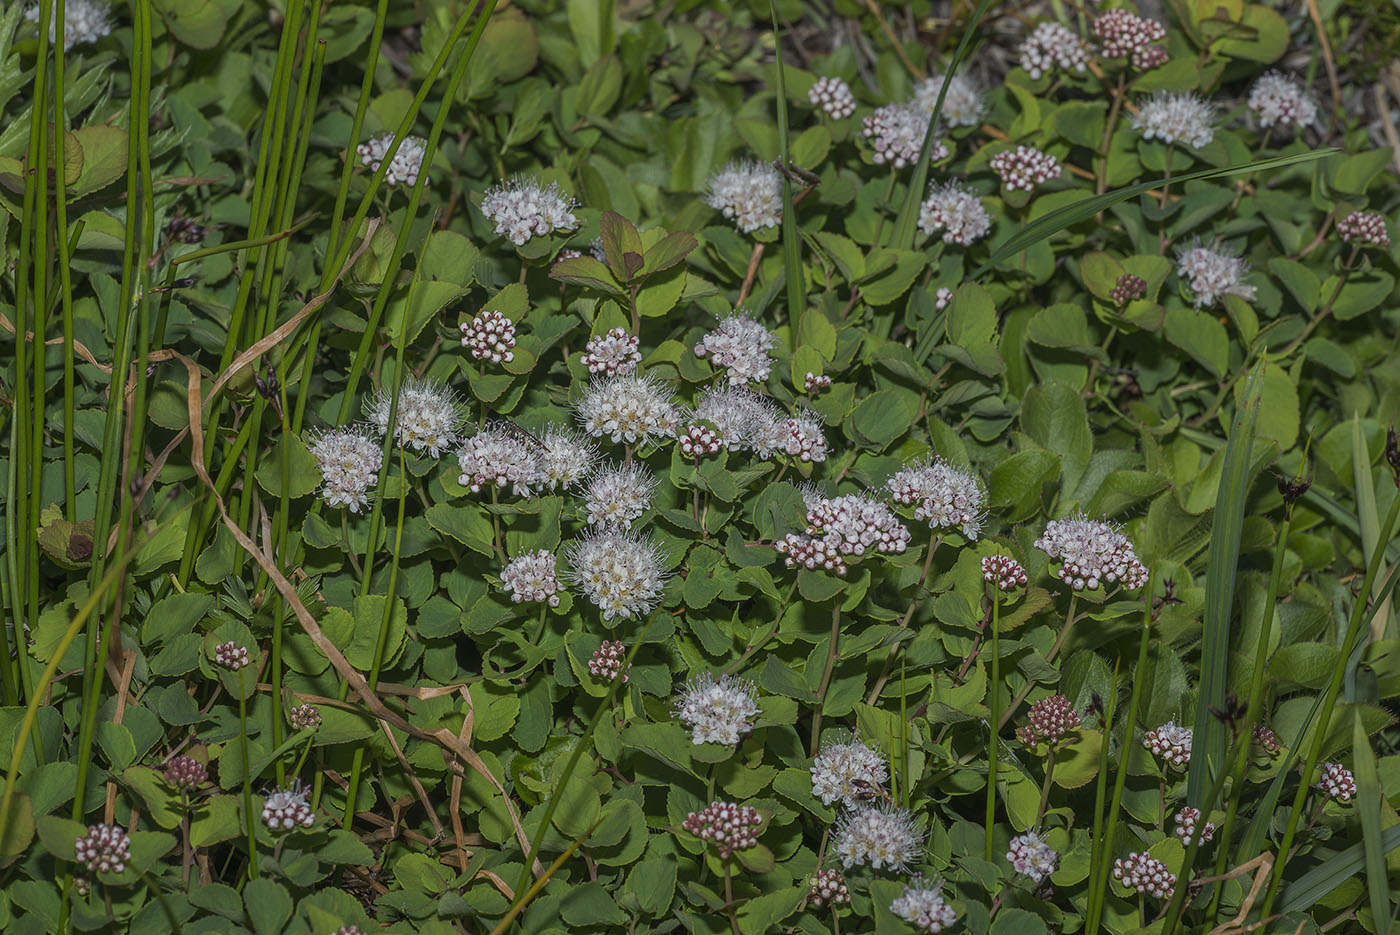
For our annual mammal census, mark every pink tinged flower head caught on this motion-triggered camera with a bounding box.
[365,376,463,458]
[74,823,130,874]
[982,555,1028,591]
[863,104,949,170]
[1173,806,1217,844]
[1034,511,1148,591]
[565,530,668,621]
[990,145,1062,192]
[1314,762,1357,803]
[889,876,957,933]
[706,160,783,233]
[163,755,207,791]
[682,801,763,858]
[460,309,516,364]
[674,673,761,745]
[1253,724,1280,754]
[694,314,777,386]
[809,76,856,119]
[1337,211,1390,247]
[806,492,912,557]
[784,411,828,463]
[456,425,544,497]
[1247,72,1317,132]
[887,456,987,539]
[1008,831,1059,883]
[501,550,562,607]
[1018,694,1082,747]
[1113,851,1176,899]
[214,641,250,671]
[309,426,382,513]
[809,869,850,907]
[580,327,642,376]
[810,736,889,807]
[1019,21,1089,80]
[480,176,580,246]
[803,371,832,394]
[918,182,992,246]
[1093,9,1168,69]
[262,779,314,832]
[833,802,924,872]
[1132,92,1216,149]
[679,424,722,458]
[289,704,321,730]
[356,134,427,187]
[915,73,985,127]
[1110,273,1147,304]
[588,640,629,682]
[1176,240,1256,307]
[1143,721,1193,768]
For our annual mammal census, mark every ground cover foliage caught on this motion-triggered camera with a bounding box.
[1,0,1400,933]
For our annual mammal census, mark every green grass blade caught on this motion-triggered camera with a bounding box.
[1279,826,1400,913]
[890,0,998,250]
[1353,414,1394,641]
[1186,361,1263,806]
[768,2,804,318]
[1353,708,1391,935]
[971,149,1339,279]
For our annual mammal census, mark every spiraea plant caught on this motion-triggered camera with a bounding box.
[1,0,1398,934]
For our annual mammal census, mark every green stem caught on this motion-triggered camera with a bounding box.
[985,589,1000,861]
[809,603,842,755]
[239,673,259,879]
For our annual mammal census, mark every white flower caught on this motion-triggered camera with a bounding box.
[26,0,112,50]
[538,425,598,490]
[918,182,991,246]
[806,492,912,557]
[990,146,1062,192]
[863,104,949,170]
[885,456,986,539]
[1132,92,1215,149]
[693,387,771,451]
[810,736,888,807]
[1008,832,1059,883]
[674,673,761,745]
[480,177,580,246]
[1019,22,1089,80]
[309,426,382,513]
[580,327,641,376]
[1176,239,1256,307]
[890,877,957,933]
[356,133,428,187]
[1247,72,1317,132]
[565,530,668,620]
[915,73,984,127]
[456,424,544,497]
[1113,852,1175,899]
[460,309,516,364]
[501,550,562,607]
[1034,512,1148,591]
[784,411,828,463]
[1093,9,1168,69]
[1143,721,1193,768]
[1173,806,1217,844]
[706,160,783,233]
[365,376,462,458]
[583,463,656,529]
[575,374,685,447]
[694,314,777,386]
[262,779,315,832]
[832,802,923,872]
[809,76,856,119]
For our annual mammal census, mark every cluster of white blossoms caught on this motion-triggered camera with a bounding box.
[1132,91,1216,149]
[674,673,761,745]
[690,387,812,460]
[784,411,828,463]
[262,779,315,832]
[480,177,579,246]
[863,104,949,170]
[500,550,562,607]
[1018,22,1089,80]
[1143,721,1193,768]
[1092,9,1168,70]
[807,490,912,557]
[885,456,987,539]
[1007,832,1059,883]
[459,309,516,364]
[27,0,113,50]
[1176,240,1256,307]
[890,877,958,933]
[679,424,721,458]
[1173,806,1217,844]
[809,76,856,119]
[682,801,764,858]
[538,426,597,490]
[810,736,888,807]
[1113,851,1176,899]
[356,134,428,187]
[1314,762,1357,803]
[580,327,641,376]
[705,160,783,233]
[565,530,668,621]
[915,73,984,127]
[366,377,463,458]
[583,463,656,529]
[456,425,543,496]
[833,803,924,871]
[1034,511,1149,591]
[575,373,685,447]
[1247,72,1317,132]
[694,314,777,385]
[990,145,1062,192]
[918,182,992,246]
[308,426,383,513]
[74,823,130,874]
[1337,211,1390,247]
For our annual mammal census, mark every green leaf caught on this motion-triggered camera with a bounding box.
[1280,825,1400,911]
[600,210,645,281]
[1021,383,1094,492]
[244,878,293,935]
[189,795,242,846]
[560,882,627,926]
[640,230,698,277]
[1328,271,1394,321]
[550,256,624,295]
[255,433,321,500]
[153,0,227,50]
[1268,257,1320,313]
[1164,307,1229,377]
[858,248,924,306]
[991,908,1048,935]
[346,595,407,671]
[425,501,496,557]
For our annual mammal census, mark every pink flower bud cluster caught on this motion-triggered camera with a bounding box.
[1016,695,1081,747]
[1113,851,1176,899]
[809,77,856,119]
[460,309,516,364]
[289,703,322,730]
[1110,273,1147,304]
[580,327,642,376]
[1143,721,1193,768]
[1173,806,1216,844]
[682,801,763,858]
[679,424,722,458]
[803,372,832,394]
[75,823,131,874]
[809,868,850,906]
[1092,10,1168,69]
[990,145,1061,192]
[1337,211,1389,247]
[982,555,1028,590]
[1314,762,1356,803]
[163,755,207,791]
[214,641,250,671]
[588,640,629,682]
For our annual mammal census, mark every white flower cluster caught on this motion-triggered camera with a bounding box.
[356,134,428,187]
[863,104,949,170]
[694,314,777,386]
[1019,22,1089,80]
[706,161,783,233]
[1314,762,1357,803]
[784,411,828,463]
[1337,211,1390,247]
[456,425,542,496]
[918,182,992,246]
[890,878,957,933]
[682,801,764,858]
[679,424,721,458]
[832,802,923,871]
[915,73,984,127]
[810,736,888,806]
[366,377,463,458]
[1033,512,1149,591]
[1173,806,1217,844]
[1143,721,1193,768]
[27,0,112,50]
[692,387,782,455]
[1176,240,1256,307]
[500,550,562,607]
[538,426,598,490]
[1132,92,1215,149]
[262,779,315,832]
[588,640,629,681]
[575,374,685,447]
[309,426,382,513]
[583,463,656,529]
[1247,72,1317,132]
[1093,9,1168,69]
[1008,831,1059,883]
[1113,851,1176,899]
[460,309,516,364]
[581,327,641,376]
[990,145,1062,192]
[480,177,580,246]
[566,530,668,621]
[809,76,856,119]
[674,673,761,745]
[74,823,130,874]
[808,491,913,557]
[885,456,986,539]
